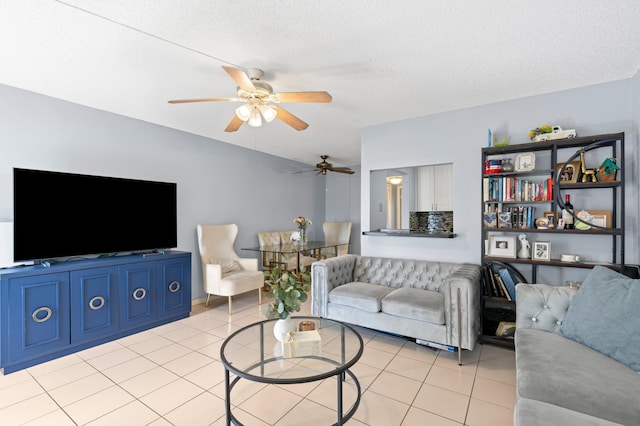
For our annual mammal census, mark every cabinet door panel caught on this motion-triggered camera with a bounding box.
[71,266,119,343]
[119,263,156,329]
[157,256,191,316]
[7,273,70,361]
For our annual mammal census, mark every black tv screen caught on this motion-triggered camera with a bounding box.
[13,168,177,262]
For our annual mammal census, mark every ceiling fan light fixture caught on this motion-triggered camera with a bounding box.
[248,107,262,127]
[259,105,277,122]
[235,104,251,121]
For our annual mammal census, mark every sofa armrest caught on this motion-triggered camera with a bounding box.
[516,284,577,334]
[441,263,482,350]
[311,254,357,317]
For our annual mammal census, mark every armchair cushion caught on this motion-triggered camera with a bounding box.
[381,288,445,324]
[559,266,640,371]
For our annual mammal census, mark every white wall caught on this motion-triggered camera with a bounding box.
[0,84,327,301]
[361,79,638,284]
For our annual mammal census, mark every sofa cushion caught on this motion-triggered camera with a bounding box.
[328,282,395,313]
[559,266,640,371]
[516,328,640,425]
[381,288,445,324]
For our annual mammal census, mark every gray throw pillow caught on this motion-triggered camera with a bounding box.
[559,266,640,371]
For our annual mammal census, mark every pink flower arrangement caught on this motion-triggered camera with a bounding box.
[294,216,312,229]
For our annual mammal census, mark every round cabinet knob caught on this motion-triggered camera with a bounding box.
[89,296,106,310]
[168,281,181,293]
[132,288,147,301]
[32,307,52,323]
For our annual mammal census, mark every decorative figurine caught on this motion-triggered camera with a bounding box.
[580,150,597,183]
[517,234,531,259]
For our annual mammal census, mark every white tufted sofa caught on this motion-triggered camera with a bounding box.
[311,255,481,363]
[515,284,640,425]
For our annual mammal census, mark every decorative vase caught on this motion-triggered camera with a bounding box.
[273,316,296,342]
[501,158,514,172]
[299,227,307,244]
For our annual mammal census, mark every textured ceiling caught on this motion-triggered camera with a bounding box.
[1,1,640,167]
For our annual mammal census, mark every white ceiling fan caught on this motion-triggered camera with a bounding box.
[168,66,332,132]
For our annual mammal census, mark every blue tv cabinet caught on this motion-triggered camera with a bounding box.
[0,251,191,374]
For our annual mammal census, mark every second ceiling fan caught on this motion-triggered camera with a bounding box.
[168,66,332,132]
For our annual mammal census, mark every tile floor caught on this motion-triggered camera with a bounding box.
[0,293,516,425]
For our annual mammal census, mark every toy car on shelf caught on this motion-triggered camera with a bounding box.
[533,125,577,142]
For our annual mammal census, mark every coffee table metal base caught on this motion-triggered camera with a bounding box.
[224,366,361,425]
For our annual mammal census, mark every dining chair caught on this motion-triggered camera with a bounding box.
[197,224,263,314]
[321,221,352,258]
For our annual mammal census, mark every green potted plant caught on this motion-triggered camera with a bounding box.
[263,266,311,341]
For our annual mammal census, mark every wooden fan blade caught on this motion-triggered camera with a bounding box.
[168,97,235,104]
[329,167,355,175]
[275,91,332,103]
[224,115,244,132]
[222,65,256,92]
[274,106,309,131]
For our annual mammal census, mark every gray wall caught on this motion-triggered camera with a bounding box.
[324,167,361,255]
[361,77,639,285]
[0,83,327,302]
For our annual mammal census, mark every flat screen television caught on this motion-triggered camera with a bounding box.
[13,168,177,262]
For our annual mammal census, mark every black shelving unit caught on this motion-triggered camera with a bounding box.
[479,132,625,346]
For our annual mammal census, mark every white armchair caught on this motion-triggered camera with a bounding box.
[320,221,352,258]
[196,224,264,314]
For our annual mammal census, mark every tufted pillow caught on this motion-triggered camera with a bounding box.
[559,266,640,371]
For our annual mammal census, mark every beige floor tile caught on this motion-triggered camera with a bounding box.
[101,355,158,383]
[64,385,135,425]
[144,342,192,365]
[48,372,113,407]
[471,376,516,410]
[238,385,303,425]
[348,360,383,391]
[183,360,226,390]
[354,389,410,426]
[358,346,396,370]
[86,346,140,370]
[397,341,439,363]
[162,350,213,376]
[365,333,406,354]
[34,360,98,391]
[127,334,174,355]
[139,377,205,416]
[0,393,60,424]
[465,397,514,426]
[306,376,360,411]
[176,330,222,350]
[75,341,125,361]
[119,366,180,398]
[23,409,76,425]
[161,324,203,343]
[164,391,226,426]
[385,353,433,381]
[425,365,475,396]
[27,353,84,377]
[86,400,160,426]
[402,406,463,425]
[275,398,339,425]
[0,378,45,410]
[0,369,35,390]
[368,371,422,404]
[411,383,470,424]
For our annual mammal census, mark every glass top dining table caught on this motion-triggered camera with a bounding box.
[241,241,344,271]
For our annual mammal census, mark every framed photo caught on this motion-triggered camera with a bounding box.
[515,152,536,172]
[488,235,517,258]
[543,211,556,228]
[556,161,581,183]
[533,241,551,261]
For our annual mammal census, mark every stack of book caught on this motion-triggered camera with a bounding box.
[482,176,553,202]
[481,264,517,301]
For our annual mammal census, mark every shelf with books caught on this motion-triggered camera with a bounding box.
[480,131,625,284]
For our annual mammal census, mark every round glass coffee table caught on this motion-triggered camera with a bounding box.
[220,316,363,425]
